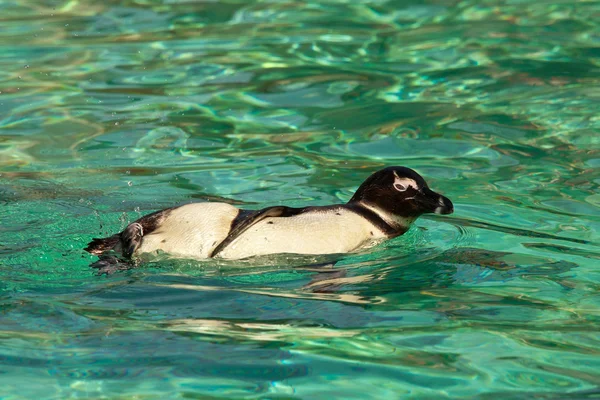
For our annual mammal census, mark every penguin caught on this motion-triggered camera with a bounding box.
[85,166,453,272]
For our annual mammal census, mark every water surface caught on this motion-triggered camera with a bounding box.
[1,0,599,398]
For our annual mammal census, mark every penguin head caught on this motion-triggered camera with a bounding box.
[349,166,453,225]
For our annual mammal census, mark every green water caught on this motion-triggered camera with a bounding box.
[1,0,600,398]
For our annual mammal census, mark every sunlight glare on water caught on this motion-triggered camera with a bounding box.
[0,0,599,398]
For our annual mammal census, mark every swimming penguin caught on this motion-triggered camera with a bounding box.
[85,166,453,271]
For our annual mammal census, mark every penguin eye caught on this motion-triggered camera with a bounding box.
[394,183,407,192]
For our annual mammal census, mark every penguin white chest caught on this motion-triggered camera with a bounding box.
[216,209,387,259]
[136,202,238,258]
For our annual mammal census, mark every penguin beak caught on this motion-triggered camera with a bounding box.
[417,188,454,215]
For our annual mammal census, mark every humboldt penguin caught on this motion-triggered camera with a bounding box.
[85,166,453,271]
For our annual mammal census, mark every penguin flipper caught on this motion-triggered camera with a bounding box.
[121,222,144,259]
[210,206,305,257]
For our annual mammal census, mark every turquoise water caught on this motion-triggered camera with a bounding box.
[1,0,600,398]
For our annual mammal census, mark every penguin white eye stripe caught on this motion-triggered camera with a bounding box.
[394,182,407,191]
[392,174,419,192]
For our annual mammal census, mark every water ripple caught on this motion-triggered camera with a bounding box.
[1,0,600,398]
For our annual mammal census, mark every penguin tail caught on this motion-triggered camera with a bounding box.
[84,235,120,255]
